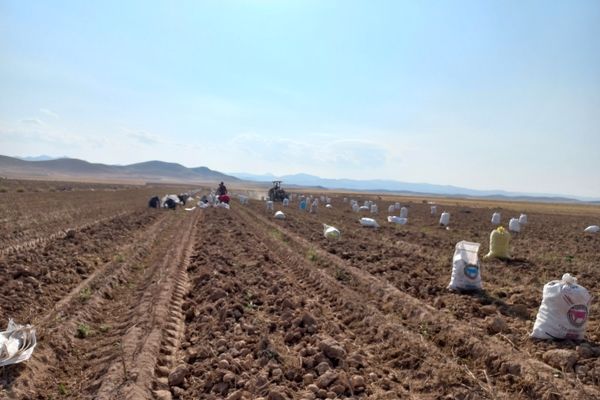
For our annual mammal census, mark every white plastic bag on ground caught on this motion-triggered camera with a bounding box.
[448,241,482,291]
[274,210,285,219]
[0,319,37,367]
[359,217,379,228]
[282,198,289,207]
[491,212,501,225]
[197,202,210,209]
[400,207,408,218]
[388,205,395,213]
[359,205,369,212]
[584,225,599,233]
[431,205,437,215]
[387,216,408,225]
[509,218,520,232]
[326,204,333,209]
[519,214,528,225]
[352,204,359,212]
[531,273,591,340]
[370,204,378,214]
[439,212,450,226]
[394,202,400,210]
[266,201,274,211]
[216,202,230,209]
[323,224,341,239]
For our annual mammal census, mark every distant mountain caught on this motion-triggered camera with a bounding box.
[18,155,65,161]
[229,171,600,202]
[0,155,238,183]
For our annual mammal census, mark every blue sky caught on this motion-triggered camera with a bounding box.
[1,0,599,198]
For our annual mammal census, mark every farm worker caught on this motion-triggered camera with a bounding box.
[217,182,227,196]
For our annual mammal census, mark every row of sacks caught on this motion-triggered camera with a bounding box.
[271,210,342,240]
[449,241,591,340]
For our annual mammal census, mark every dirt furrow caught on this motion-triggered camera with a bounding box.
[1,211,169,398]
[94,209,199,400]
[0,210,132,258]
[172,207,503,399]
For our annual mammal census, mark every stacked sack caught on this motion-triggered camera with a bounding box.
[531,274,591,340]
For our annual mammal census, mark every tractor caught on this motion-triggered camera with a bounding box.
[268,180,288,202]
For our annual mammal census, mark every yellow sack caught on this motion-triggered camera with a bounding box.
[484,226,510,259]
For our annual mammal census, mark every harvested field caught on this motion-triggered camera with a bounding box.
[1,183,599,399]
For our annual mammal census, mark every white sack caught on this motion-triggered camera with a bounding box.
[359,206,370,212]
[387,216,408,225]
[491,212,501,225]
[282,198,290,207]
[266,201,274,211]
[274,210,285,219]
[388,205,395,213]
[531,273,591,340]
[370,204,378,214]
[431,205,437,215]
[448,241,482,291]
[519,214,528,225]
[583,225,599,233]
[359,217,379,228]
[439,212,450,226]
[394,202,401,210]
[325,204,332,209]
[509,218,521,232]
[400,207,408,218]
[352,204,360,212]
[323,224,341,239]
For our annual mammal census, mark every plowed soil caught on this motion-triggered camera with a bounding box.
[1,184,599,400]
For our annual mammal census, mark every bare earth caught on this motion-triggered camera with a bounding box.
[0,179,599,400]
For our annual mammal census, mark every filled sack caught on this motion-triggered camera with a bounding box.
[359,217,379,228]
[584,225,599,233]
[387,216,408,225]
[531,273,591,340]
[448,241,482,291]
[484,226,510,259]
[439,212,450,226]
[274,211,285,219]
[323,224,341,239]
[491,212,501,225]
[509,218,520,232]
[400,207,408,218]
[519,214,528,225]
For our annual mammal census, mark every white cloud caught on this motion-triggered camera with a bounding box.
[225,133,400,176]
[20,118,43,125]
[40,108,59,119]
[125,129,161,145]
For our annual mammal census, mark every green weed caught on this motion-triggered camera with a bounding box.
[76,323,91,339]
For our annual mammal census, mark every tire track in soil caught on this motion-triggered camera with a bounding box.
[176,208,500,399]
[92,209,199,400]
[1,209,199,399]
[236,204,600,400]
